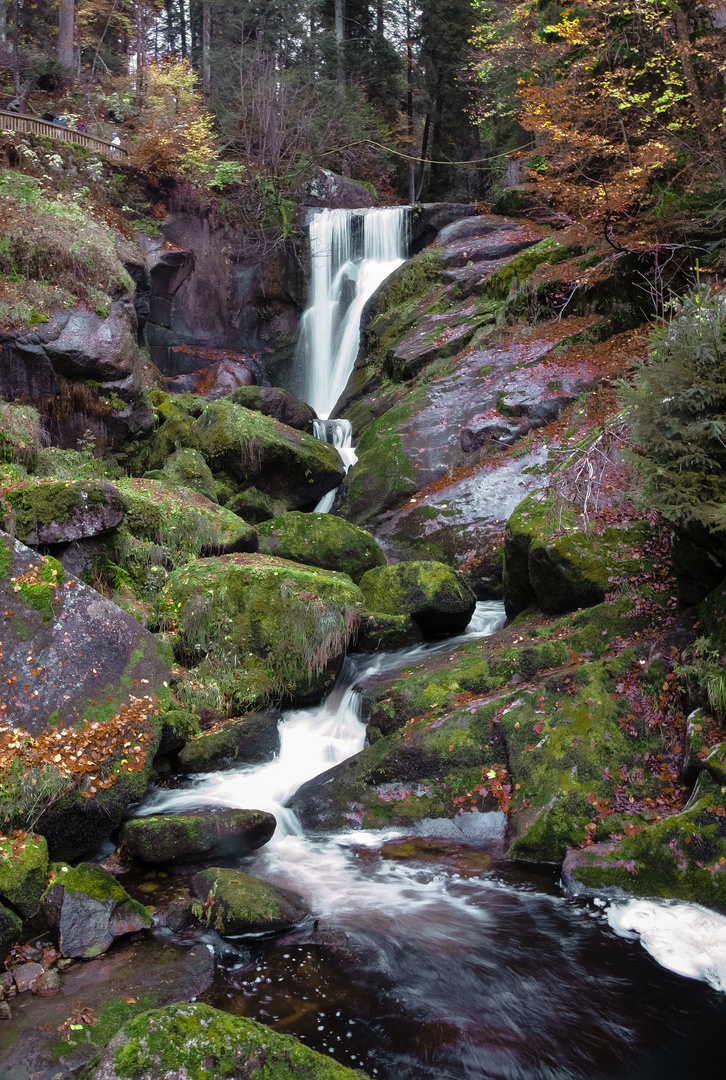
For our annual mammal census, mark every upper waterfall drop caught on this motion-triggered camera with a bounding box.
[296,206,410,420]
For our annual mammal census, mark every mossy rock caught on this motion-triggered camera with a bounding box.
[194,399,345,510]
[2,480,125,545]
[149,446,218,502]
[132,396,202,471]
[177,708,281,773]
[228,385,317,432]
[337,399,418,527]
[0,899,22,960]
[121,809,276,864]
[359,560,476,636]
[156,553,363,706]
[503,490,652,616]
[190,867,309,936]
[91,1001,369,1080]
[114,477,257,557]
[563,773,726,909]
[0,832,48,918]
[355,612,424,653]
[157,707,200,756]
[224,485,288,524]
[42,862,152,958]
[257,511,386,583]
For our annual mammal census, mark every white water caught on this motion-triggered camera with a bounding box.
[296,207,409,421]
[312,419,357,514]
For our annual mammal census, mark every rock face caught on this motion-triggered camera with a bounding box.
[0,531,169,735]
[157,553,363,705]
[3,480,125,545]
[190,868,309,935]
[301,169,376,209]
[257,511,387,583]
[358,560,476,636]
[177,708,282,773]
[228,384,317,432]
[121,808,276,864]
[42,863,152,958]
[90,1002,369,1080]
[0,302,153,450]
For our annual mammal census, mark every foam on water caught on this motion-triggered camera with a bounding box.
[607,899,726,993]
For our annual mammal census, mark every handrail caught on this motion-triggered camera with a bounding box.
[0,110,128,161]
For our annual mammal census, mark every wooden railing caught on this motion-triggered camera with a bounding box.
[0,110,128,161]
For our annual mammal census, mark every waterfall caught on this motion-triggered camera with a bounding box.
[297,207,410,421]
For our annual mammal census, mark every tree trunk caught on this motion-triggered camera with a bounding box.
[178,0,187,58]
[165,0,176,53]
[58,0,74,68]
[377,0,383,35]
[335,0,345,89]
[673,6,726,182]
[415,111,431,201]
[11,0,20,91]
[202,1,211,105]
[0,0,6,45]
[407,11,415,202]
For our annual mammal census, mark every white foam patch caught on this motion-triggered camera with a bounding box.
[607,899,726,993]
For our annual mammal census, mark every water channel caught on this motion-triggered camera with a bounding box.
[134,209,726,1079]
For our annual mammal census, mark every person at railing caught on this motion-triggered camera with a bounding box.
[110,132,121,146]
[53,114,68,127]
[75,118,88,133]
[5,97,23,114]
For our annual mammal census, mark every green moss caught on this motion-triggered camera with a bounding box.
[0,899,22,960]
[110,1002,368,1079]
[482,238,568,301]
[3,482,115,543]
[257,511,386,583]
[358,560,475,631]
[48,862,149,920]
[0,832,48,917]
[55,993,158,1061]
[153,447,218,502]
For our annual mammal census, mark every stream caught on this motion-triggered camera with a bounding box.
[133,208,726,1078]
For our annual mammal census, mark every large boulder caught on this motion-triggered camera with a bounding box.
[302,169,376,209]
[177,708,281,773]
[503,491,651,617]
[0,531,169,736]
[42,863,152,958]
[0,902,22,961]
[257,511,386,583]
[358,560,476,636]
[228,385,317,432]
[190,868,309,935]
[0,834,48,918]
[89,1002,369,1080]
[121,808,276,864]
[147,446,218,502]
[156,553,363,704]
[114,477,257,557]
[1,480,125,545]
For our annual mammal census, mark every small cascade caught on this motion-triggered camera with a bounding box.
[312,418,357,512]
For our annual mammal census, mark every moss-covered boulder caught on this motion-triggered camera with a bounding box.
[0,900,22,960]
[121,809,276,864]
[177,708,281,773]
[562,772,726,908]
[355,612,424,653]
[503,491,651,616]
[157,708,200,756]
[257,511,386,584]
[42,862,152,958]
[224,485,288,524]
[90,1002,369,1080]
[195,399,345,510]
[146,447,218,502]
[115,477,257,558]
[0,833,48,918]
[156,553,363,705]
[228,385,317,432]
[190,867,309,936]
[1,480,125,545]
[359,560,476,636]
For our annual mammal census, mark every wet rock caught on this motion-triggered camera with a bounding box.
[380,837,494,876]
[0,833,48,918]
[42,862,152,958]
[157,708,200,756]
[165,896,195,932]
[228,384,317,432]
[12,962,44,993]
[0,971,14,993]
[224,485,288,524]
[157,345,260,389]
[302,168,376,209]
[258,511,386,584]
[177,708,281,773]
[32,969,61,996]
[0,1001,10,1019]
[3,481,125,545]
[0,932,215,1079]
[190,867,309,936]
[359,560,476,636]
[158,553,363,706]
[148,446,218,502]
[0,531,170,738]
[354,612,424,652]
[89,1001,369,1080]
[121,808,276,864]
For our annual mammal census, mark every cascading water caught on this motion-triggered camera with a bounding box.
[293,206,409,512]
